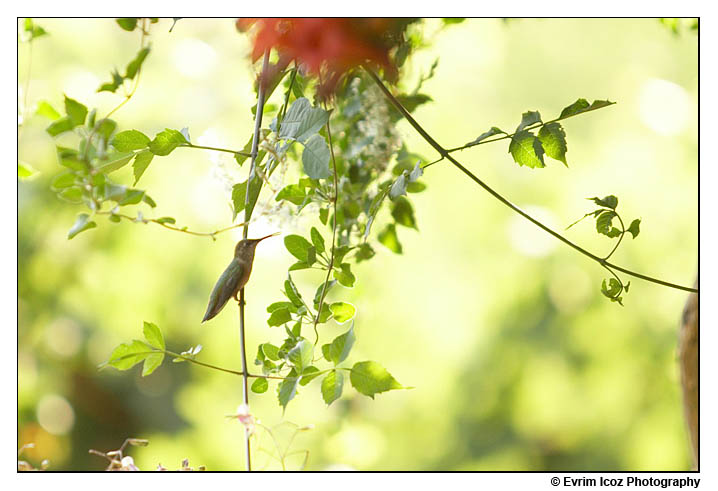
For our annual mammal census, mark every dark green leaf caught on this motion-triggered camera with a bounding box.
[538,122,568,166]
[275,184,307,205]
[508,130,545,169]
[396,94,432,112]
[155,217,175,224]
[627,219,641,239]
[148,128,188,156]
[132,150,154,185]
[231,177,262,221]
[328,325,356,365]
[589,195,618,210]
[125,47,150,80]
[378,223,403,254]
[118,189,145,206]
[391,196,417,229]
[442,18,465,24]
[314,280,336,310]
[46,116,75,136]
[302,134,331,179]
[350,361,404,399]
[279,97,330,143]
[116,18,138,31]
[559,98,615,119]
[112,130,151,152]
[516,110,542,132]
[267,307,292,327]
[284,235,313,262]
[596,210,618,236]
[251,378,269,393]
[467,126,505,146]
[98,69,125,93]
[321,370,344,406]
[284,275,304,307]
[68,213,96,239]
[355,243,375,262]
[288,340,313,373]
[299,366,321,385]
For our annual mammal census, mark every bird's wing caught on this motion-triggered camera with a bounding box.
[202,260,243,322]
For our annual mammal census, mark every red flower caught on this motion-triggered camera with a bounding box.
[238,18,410,96]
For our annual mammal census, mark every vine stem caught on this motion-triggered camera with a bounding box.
[365,67,697,294]
[313,105,339,344]
[238,50,271,472]
[95,210,246,239]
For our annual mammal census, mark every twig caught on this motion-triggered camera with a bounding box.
[95,210,246,240]
[365,67,697,294]
[238,50,271,472]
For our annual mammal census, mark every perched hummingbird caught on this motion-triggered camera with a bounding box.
[202,233,279,322]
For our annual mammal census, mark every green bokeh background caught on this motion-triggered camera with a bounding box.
[18,18,697,471]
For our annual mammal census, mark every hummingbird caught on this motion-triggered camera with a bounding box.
[202,233,279,322]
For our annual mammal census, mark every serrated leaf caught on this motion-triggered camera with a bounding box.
[284,235,313,262]
[627,218,641,239]
[288,340,313,373]
[112,130,151,152]
[350,361,404,399]
[467,126,505,146]
[251,378,269,394]
[142,321,164,350]
[279,97,330,143]
[302,134,331,179]
[538,122,568,166]
[321,370,344,405]
[559,98,615,119]
[508,130,545,168]
[329,303,356,324]
[516,110,542,132]
[378,223,403,254]
[106,340,149,370]
[132,150,154,185]
[68,213,96,239]
[310,227,325,254]
[328,326,356,365]
[148,128,188,156]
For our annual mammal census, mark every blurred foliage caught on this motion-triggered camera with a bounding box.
[18,18,696,470]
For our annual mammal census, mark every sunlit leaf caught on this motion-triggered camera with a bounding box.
[350,361,404,399]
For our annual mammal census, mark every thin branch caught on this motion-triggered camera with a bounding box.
[365,67,697,294]
[238,50,271,473]
[179,143,250,158]
[604,212,626,261]
[313,103,340,344]
[95,210,246,240]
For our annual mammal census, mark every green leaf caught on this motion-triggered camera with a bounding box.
[378,223,403,254]
[279,97,330,143]
[588,195,619,210]
[302,134,331,179]
[396,94,433,112]
[96,152,134,174]
[355,243,376,262]
[350,361,404,399]
[118,189,146,206]
[125,47,150,80]
[251,378,269,394]
[442,18,466,25]
[334,263,355,288]
[288,261,310,271]
[106,340,149,370]
[231,177,262,221]
[68,213,96,239]
[148,128,188,156]
[601,278,623,299]
[275,184,307,205]
[391,196,417,229]
[18,163,36,179]
[112,130,151,152]
[116,18,138,31]
[466,126,505,146]
[627,219,641,239]
[328,326,356,365]
[288,340,313,374]
[142,321,164,350]
[284,276,304,307]
[58,187,83,203]
[299,366,321,385]
[261,343,281,361]
[314,280,337,310]
[46,116,75,136]
[284,235,313,262]
[98,69,125,93]
[267,307,292,327]
[132,150,154,185]
[538,122,568,166]
[321,370,344,406]
[277,376,300,411]
[310,227,325,254]
[329,302,356,324]
[596,210,618,236]
[516,110,542,132]
[559,98,615,119]
[509,130,545,169]
[306,246,317,266]
[155,217,175,224]
[64,95,88,127]
[36,101,61,120]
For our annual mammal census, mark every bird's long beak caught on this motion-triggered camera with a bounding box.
[252,232,280,243]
